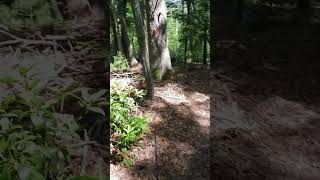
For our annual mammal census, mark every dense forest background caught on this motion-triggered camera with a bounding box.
[110,0,210,67]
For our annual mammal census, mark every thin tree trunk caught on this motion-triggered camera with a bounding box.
[210,0,214,70]
[203,0,209,65]
[184,37,188,66]
[131,0,154,99]
[203,25,208,65]
[111,0,124,54]
[182,0,188,66]
[111,17,119,54]
[185,0,192,66]
[119,0,138,66]
[106,0,111,65]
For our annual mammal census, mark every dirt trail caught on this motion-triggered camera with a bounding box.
[212,23,320,179]
[111,67,210,179]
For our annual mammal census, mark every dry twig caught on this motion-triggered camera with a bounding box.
[0,29,66,51]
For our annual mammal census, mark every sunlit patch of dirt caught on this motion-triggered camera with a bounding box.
[110,67,210,179]
[154,83,189,105]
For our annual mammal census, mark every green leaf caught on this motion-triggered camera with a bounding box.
[0,140,8,154]
[31,115,42,127]
[80,88,91,102]
[18,66,33,76]
[0,117,10,131]
[0,166,12,180]
[1,112,18,118]
[90,89,107,101]
[86,106,105,116]
[18,166,31,180]
[57,150,65,160]
[0,76,18,84]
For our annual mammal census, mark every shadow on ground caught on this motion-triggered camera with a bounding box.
[212,19,320,179]
[124,67,211,179]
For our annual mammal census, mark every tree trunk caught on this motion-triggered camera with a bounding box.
[106,0,111,67]
[203,0,209,65]
[203,24,208,65]
[184,37,188,65]
[210,0,214,70]
[185,0,192,66]
[111,17,119,54]
[91,0,105,21]
[119,0,138,66]
[111,0,124,54]
[147,0,172,80]
[131,0,154,99]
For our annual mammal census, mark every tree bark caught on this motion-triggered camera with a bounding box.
[210,0,214,70]
[111,17,119,54]
[119,0,138,66]
[147,0,172,80]
[203,23,208,65]
[111,0,124,54]
[131,0,154,99]
[182,0,188,65]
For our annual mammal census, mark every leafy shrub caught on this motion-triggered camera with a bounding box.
[111,52,130,73]
[0,64,107,179]
[0,0,59,30]
[110,81,147,164]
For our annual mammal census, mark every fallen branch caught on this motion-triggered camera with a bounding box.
[0,29,65,51]
[44,35,74,40]
[111,72,140,77]
[0,39,20,47]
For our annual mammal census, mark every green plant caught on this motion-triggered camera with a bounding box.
[110,81,147,164]
[77,88,107,117]
[111,52,130,73]
[121,156,134,167]
[0,66,69,179]
[0,64,107,179]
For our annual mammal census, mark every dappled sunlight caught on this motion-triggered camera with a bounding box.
[153,82,210,128]
[119,69,211,178]
[154,84,188,105]
[109,0,210,177]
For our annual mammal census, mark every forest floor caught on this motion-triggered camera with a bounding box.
[212,22,320,179]
[0,19,109,177]
[110,64,210,179]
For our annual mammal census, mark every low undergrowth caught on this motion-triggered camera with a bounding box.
[0,64,107,179]
[110,81,148,167]
[110,53,148,167]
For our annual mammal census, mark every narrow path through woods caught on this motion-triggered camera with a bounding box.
[111,66,210,179]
